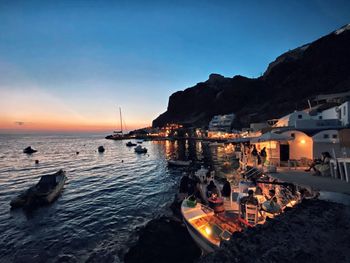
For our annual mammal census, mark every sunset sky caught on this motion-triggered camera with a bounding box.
[1,0,350,132]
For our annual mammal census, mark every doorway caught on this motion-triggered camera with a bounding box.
[280,144,290,161]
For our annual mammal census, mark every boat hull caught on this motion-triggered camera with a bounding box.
[183,218,218,254]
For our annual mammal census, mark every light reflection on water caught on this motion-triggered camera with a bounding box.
[0,134,237,262]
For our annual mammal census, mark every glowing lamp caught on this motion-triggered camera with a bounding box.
[300,139,306,144]
[205,226,212,235]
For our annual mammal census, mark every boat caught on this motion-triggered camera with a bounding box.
[126,141,137,147]
[23,146,37,154]
[167,160,192,167]
[10,169,67,208]
[181,170,302,253]
[181,198,242,253]
[134,145,147,153]
[105,107,131,140]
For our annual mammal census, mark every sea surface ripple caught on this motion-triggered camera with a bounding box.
[0,134,236,262]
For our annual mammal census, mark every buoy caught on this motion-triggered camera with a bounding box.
[98,146,105,153]
[35,160,39,164]
[121,160,124,163]
[76,152,79,155]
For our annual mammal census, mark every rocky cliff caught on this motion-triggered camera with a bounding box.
[152,24,350,128]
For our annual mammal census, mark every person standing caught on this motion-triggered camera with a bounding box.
[260,147,267,170]
[251,145,258,167]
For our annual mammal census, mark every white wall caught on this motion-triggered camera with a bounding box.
[281,130,313,160]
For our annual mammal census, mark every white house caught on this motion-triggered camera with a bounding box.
[208,113,235,132]
[273,101,350,130]
[321,101,350,127]
[273,111,311,128]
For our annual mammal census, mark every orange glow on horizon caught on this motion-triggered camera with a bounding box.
[0,116,149,132]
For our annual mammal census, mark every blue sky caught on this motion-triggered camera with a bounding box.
[0,0,350,131]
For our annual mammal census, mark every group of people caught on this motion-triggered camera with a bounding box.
[239,187,281,221]
[240,143,268,169]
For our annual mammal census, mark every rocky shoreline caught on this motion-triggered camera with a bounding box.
[124,216,201,263]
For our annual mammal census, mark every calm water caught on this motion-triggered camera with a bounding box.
[0,134,236,263]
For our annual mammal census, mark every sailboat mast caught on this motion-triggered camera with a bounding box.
[119,107,123,135]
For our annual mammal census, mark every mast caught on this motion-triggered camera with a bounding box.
[119,107,123,135]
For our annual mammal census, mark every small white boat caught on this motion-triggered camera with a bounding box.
[168,160,192,167]
[134,145,147,153]
[181,198,242,253]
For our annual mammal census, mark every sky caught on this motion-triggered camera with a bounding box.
[0,0,350,132]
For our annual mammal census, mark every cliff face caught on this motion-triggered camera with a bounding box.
[152,24,350,128]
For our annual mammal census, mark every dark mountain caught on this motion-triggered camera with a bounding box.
[152,24,350,128]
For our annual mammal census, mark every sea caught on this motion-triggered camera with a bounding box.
[0,133,237,263]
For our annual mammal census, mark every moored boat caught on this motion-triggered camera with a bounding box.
[10,169,67,208]
[167,160,192,167]
[134,145,147,153]
[126,141,137,147]
[181,198,242,253]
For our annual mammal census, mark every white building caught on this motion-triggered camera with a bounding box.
[208,113,235,132]
[273,101,350,129]
[320,101,350,127]
[273,111,311,128]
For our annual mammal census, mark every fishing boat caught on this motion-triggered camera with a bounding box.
[134,145,147,153]
[167,160,192,167]
[181,169,303,254]
[126,141,137,147]
[181,198,242,253]
[10,169,67,208]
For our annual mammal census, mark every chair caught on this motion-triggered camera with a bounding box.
[245,204,258,226]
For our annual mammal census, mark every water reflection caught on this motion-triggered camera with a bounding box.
[163,139,238,178]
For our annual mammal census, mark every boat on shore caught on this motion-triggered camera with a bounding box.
[168,160,192,167]
[180,169,304,254]
[10,169,67,208]
[126,141,137,147]
[134,145,147,153]
[181,198,242,253]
